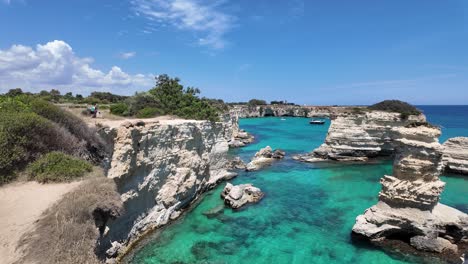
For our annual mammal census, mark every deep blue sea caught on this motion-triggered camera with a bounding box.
[129,106,468,264]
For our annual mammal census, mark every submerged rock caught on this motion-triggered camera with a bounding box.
[442,137,468,175]
[202,204,225,219]
[221,183,264,209]
[352,124,468,260]
[246,146,285,171]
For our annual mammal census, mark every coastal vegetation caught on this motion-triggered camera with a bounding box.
[27,152,93,183]
[4,88,127,105]
[368,99,421,118]
[0,95,105,184]
[109,74,224,121]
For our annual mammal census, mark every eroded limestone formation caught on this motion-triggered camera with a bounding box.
[352,124,468,259]
[221,183,264,209]
[246,146,285,171]
[294,111,426,162]
[442,137,468,175]
[223,112,254,148]
[98,118,236,258]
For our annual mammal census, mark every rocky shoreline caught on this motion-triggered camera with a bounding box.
[98,108,468,263]
[351,124,468,262]
[97,118,242,261]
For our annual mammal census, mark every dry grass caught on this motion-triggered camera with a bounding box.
[18,171,122,264]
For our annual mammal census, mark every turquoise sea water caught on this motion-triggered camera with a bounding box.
[130,109,468,264]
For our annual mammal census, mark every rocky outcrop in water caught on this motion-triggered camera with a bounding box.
[294,111,426,162]
[229,129,255,148]
[226,157,247,170]
[222,112,254,148]
[221,183,264,209]
[98,118,236,258]
[352,124,468,260]
[442,137,468,175]
[246,146,285,171]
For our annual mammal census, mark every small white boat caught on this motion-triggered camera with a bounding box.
[281,118,286,121]
[309,119,325,125]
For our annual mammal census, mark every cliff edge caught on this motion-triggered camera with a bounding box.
[98,118,236,259]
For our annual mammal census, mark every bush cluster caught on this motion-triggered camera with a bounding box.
[28,152,93,183]
[0,96,106,183]
[368,100,421,117]
[110,74,224,121]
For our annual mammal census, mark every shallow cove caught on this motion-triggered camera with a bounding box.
[129,117,468,264]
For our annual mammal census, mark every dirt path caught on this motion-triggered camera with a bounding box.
[0,181,81,264]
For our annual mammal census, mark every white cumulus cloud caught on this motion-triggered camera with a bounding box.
[131,0,235,49]
[0,40,154,95]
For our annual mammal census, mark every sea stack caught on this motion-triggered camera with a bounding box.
[442,137,468,175]
[352,123,468,258]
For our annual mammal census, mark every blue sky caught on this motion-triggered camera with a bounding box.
[0,0,467,105]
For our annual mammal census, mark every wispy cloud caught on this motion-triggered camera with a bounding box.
[131,0,235,49]
[118,51,137,59]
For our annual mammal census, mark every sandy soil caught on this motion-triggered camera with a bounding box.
[0,181,81,264]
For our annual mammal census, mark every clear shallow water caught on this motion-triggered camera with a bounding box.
[131,110,468,264]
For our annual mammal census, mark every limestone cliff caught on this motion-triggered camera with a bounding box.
[352,124,468,260]
[230,105,346,118]
[295,111,426,162]
[222,113,254,148]
[98,118,236,258]
[442,137,468,175]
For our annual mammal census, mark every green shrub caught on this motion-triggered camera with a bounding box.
[368,100,421,115]
[28,152,93,183]
[0,111,80,180]
[29,99,106,162]
[136,107,163,118]
[0,98,105,182]
[110,103,129,116]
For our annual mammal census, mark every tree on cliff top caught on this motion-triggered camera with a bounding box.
[248,99,267,106]
[368,100,421,116]
[147,74,221,121]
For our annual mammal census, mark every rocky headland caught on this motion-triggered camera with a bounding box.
[294,110,426,162]
[351,124,468,261]
[97,118,238,259]
[442,137,468,175]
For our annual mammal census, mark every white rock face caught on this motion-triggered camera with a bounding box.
[442,137,468,175]
[222,112,254,148]
[100,119,236,257]
[295,111,425,162]
[230,105,345,118]
[220,183,264,209]
[352,124,468,257]
[246,146,285,171]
